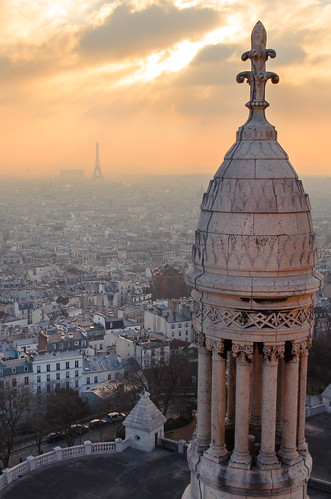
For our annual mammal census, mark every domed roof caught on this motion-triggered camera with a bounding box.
[187,22,321,299]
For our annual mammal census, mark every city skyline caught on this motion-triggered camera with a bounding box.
[1,0,331,178]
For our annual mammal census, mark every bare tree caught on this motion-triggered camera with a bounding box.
[26,393,50,455]
[144,353,196,416]
[46,388,88,447]
[0,381,31,469]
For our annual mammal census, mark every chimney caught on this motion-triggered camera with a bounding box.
[38,331,48,353]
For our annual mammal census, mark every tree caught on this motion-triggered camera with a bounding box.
[307,334,331,394]
[46,389,88,447]
[101,362,148,416]
[144,353,197,416]
[0,382,31,469]
[26,393,50,455]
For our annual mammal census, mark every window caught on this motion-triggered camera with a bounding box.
[37,386,41,393]
[94,376,98,383]
[86,377,90,385]
[66,381,69,389]
[24,377,29,385]
[24,366,28,372]
[66,361,70,369]
[108,374,112,381]
[81,340,86,347]
[56,363,60,371]
[179,332,181,336]
[178,323,182,328]
[46,364,50,372]
[75,380,78,388]
[75,370,79,377]
[37,365,41,373]
[12,368,16,374]
[66,371,69,379]
[75,360,79,368]
[59,343,64,349]
[56,373,60,380]
[171,325,175,330]
[37,375,41,383]
[47,374,50,382]
[74,341,79,346]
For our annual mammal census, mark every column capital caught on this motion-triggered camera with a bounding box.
[205,337,225,357]
[232,343,253,363]
[299,335,311,354]
[289,340,301,362]
[263,343,285,364]
[196,332,206,348]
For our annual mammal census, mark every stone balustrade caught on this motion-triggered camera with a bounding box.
[0,439,130,492]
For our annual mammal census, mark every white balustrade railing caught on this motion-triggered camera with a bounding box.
[92,442,116,454]
[0,438,130,491]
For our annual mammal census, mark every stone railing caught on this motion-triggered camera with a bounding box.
[159,437,187,455]
[0,439,130,492]
[306,404,325,418]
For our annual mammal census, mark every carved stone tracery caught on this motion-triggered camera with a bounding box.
[194,301,313,331]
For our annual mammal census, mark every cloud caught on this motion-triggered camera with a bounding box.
[79,1,221,61]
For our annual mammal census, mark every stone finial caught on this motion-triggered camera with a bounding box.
[236,21,279,119]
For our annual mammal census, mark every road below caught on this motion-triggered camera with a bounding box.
[9,420,123,468]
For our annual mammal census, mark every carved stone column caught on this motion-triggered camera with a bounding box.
[250,347,262,429]
[229,343,253,469]
[276,356,284,437]
[205,338,228,462]
[297,337,310,455]
[257,344,284,469]
[196,332,212,451]
[226,351,236,426]
[278,342,301,465]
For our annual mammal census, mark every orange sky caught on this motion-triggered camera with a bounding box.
[0,0,331,179]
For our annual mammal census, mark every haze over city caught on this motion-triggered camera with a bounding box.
[1,0,331,178]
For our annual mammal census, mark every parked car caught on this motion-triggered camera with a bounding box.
[106,412,126,423]
[70,424,89,434]
[88,419,107,429]
[46,432,64,443]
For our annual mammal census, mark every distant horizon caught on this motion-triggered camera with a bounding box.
[1,2,331,178]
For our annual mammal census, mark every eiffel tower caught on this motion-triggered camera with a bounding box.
[92,142,103,180]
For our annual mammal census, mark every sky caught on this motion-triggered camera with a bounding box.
[0,0,331,179]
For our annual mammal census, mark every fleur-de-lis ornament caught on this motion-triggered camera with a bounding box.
[237,21,279,122]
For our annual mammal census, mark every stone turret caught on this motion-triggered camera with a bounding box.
[124,391,166,452]
[183,22,323,499]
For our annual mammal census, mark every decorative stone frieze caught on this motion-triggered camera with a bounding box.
[194,302,313,330]
[193,231,316,271]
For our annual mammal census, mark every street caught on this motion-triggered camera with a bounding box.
[9,420,123,468]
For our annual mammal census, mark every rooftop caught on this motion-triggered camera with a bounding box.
[2,448,190,499]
